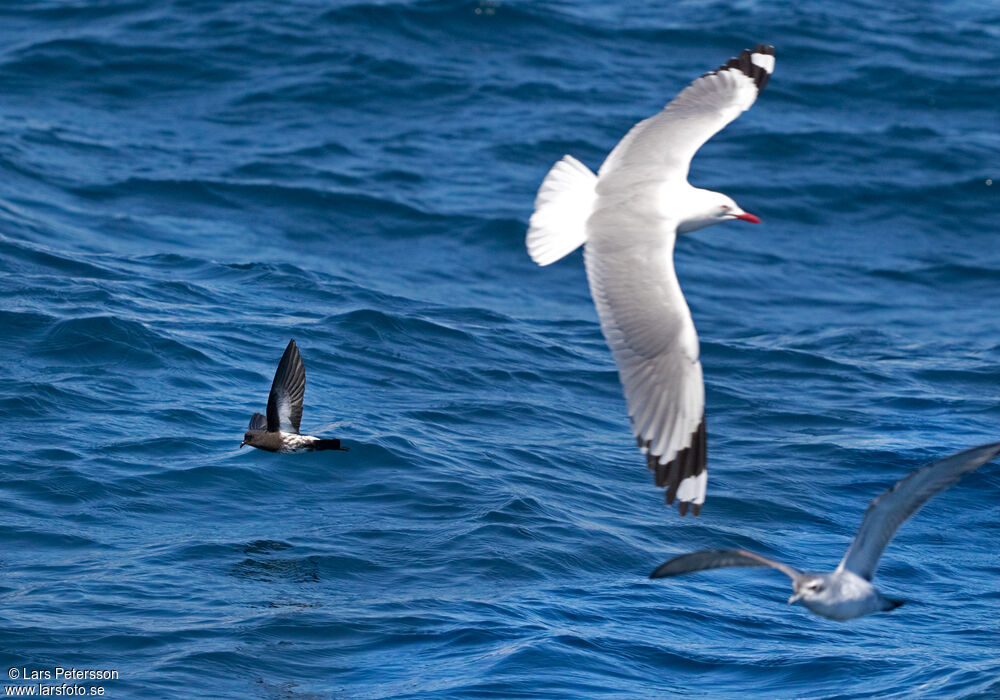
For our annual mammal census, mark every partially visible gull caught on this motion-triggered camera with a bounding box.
[650,442,1000,620]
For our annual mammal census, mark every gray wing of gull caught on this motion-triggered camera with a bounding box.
[838,441,1000,581]
[651,549,801,582]
[266,339,306,434]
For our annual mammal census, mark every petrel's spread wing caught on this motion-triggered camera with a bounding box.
[266,339,306,434]
[651,548,801,582]
[598,45,774,186]
[248,412,267,431]
[838,441,1000,581]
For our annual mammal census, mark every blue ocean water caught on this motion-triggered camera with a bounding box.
[1,0,998,697]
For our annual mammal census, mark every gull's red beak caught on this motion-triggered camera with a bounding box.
[734,212,761,224]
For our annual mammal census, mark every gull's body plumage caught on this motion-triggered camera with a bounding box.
[650,442,1000,620]
[526,46,774,515]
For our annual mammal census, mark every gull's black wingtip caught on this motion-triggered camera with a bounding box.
[719,44,775,92]
[644,416,706,517]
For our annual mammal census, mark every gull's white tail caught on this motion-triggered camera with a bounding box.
[526,155,597,266]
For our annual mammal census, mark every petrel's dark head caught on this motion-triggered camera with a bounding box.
[241,430,264,448]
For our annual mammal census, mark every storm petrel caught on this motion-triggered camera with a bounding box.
[240,339,349,453]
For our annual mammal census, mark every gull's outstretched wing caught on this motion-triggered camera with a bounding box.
[838,441,1000,581]
[248,412,268,431]
[598,45,774,187]
[525,47,773,266]
[585,222,706,515]
[266,339,306,434]
[526,46,774,515]
[583,46,773,515]
[651,548,802,582]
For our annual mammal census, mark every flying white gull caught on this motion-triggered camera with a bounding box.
[650,441,1000,620]
[526,45,775,515]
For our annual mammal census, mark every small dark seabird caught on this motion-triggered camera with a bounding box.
[241,339,349,453]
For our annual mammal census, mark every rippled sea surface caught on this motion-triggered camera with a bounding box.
[1,1,999,697]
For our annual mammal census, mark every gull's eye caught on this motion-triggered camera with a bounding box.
[720,205,730,212]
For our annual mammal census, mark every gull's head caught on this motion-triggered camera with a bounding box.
[676,189,761,235]
[788,575,828,606]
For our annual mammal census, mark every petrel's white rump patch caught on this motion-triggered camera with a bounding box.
[751,52,775,73]
[278,432,319,453]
